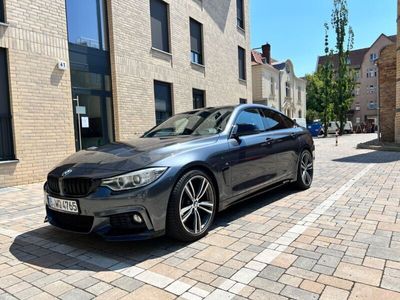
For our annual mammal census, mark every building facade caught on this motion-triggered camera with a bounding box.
[251,44,306,119]
[0,0,252,187]
[317,34,396,129]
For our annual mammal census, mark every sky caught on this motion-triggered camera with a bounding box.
[251,0,397,77]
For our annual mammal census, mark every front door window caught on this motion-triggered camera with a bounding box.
[73,94,113,150]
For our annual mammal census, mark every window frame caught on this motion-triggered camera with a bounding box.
[236,0,245,30]
[0,0,4,23]
[193,88,205,109]
[234,108,265,137]
[150,0,171,53]
[154,80,173,125]
[189,18,204,65]
[239,98,247,104]
[0,48,15,161]
[238,46,246,81]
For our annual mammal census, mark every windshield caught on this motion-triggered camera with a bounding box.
[144,107,233,138]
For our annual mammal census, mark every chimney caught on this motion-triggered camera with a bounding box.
[262,43,271,64]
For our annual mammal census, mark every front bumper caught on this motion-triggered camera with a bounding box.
[43,174,174,241]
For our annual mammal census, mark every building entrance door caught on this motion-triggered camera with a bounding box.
[72,91,113,150]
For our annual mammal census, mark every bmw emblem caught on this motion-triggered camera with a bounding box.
[62,169,73,177]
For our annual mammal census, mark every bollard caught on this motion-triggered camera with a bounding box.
[335,130,339,146]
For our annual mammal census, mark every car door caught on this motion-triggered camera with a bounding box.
[228,108,277,194]
[260,109,300,180]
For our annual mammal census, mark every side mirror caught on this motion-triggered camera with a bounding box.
[230,125,241,143]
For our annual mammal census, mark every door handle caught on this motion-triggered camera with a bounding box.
[262,137,274,147]
[290,132,297,139]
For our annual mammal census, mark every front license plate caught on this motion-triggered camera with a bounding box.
[48,196,79,214]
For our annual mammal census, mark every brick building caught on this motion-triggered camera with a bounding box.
[251,44,306,119]
[0,0,252,187]
[317,34,396,129]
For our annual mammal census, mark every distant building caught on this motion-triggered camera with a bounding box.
[251,44,306,119]
[317,34,396,129]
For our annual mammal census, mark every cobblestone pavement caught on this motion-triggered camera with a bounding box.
[1,133,400,300]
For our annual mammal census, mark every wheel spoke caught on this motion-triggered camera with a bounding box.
[180,205,193,223]
[196,179,209,201]
[305,171,312,185]
[307,163,313,170]
[198,202,213,214]
[184,184,196,202]
[195,209,202,233]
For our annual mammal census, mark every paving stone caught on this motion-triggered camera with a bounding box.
[318,254,341,268]
[334,262,382,286]
[60,288,94,300]
[249,277,284,294]
[349,283,400,300]
[312,264,335,275]
[111,276,143,292]
[249,289,288,300]
[293,257,317,270]
[259,265,286,281]
[300,280,325,294]
[280,285,319,300]
[195,246,237,265]
[320,286,349,300]
[381,275,400,293]
[125,285,175,300]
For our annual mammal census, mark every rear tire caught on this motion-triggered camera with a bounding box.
[294,150,313,190]
[166,170,217,242]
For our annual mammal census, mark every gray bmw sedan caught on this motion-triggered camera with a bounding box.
[44,104,314,241]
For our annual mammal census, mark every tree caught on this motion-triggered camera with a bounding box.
[330,0,355,134]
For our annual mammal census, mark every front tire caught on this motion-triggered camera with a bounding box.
[294,150,313,190]
[166,170,217,242]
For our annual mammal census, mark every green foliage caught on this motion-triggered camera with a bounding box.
[306,109,320,123]
[307,0,356,136]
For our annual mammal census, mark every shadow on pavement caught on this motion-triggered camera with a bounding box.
[333,150,400,164]
[9,185,296,272]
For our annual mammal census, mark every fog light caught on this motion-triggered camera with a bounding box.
[132,214,143,224]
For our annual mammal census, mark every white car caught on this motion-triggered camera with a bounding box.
[293,118,307,128]
[320,121,353,135]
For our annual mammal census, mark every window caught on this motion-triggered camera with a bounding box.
[354,86,360,96]
[355,102,361,111]
[235,109,264,136]
[239,98,247,104]
[297,86,302,102]
[368,85,375,94]
[0,0,4,22]
[260,109,294,131]
[285,82,291,98]
[368,101,378,110]
[66,0,109,50]
[236,0,244,29]
[270,78,275,96]
[366,68,377,78]
[154,81,172,125]
[298,110,302,118]
[354,70,361,80]
[144,107,233,137]
[150,0,170,53]
[238,46,246,80]
[193,89,205,109]
[190,18,203,65]
[356,117,361,124]
[0,48,15,161]
[370,53,378,62]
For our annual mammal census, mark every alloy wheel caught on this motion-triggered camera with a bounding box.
[179,175,215,235]
[300,151,313,186]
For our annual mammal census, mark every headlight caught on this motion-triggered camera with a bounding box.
[101,167,167,191]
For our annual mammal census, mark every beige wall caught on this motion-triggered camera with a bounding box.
[252,60,306,119]
[351,35,395,126]
[0,0,252,187]
[109,0,252,140]
[0,0,75,187]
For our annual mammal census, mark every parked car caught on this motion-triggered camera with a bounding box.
[307,121,323,137]
[293,118,307,128]
[320,121,353,135]
[44,105,315,242]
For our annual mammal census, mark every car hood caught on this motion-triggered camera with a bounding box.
[49,135,219,178]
